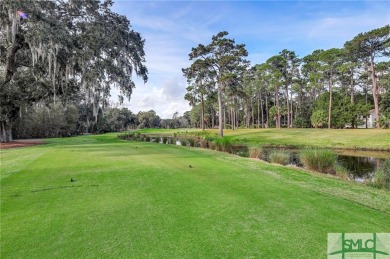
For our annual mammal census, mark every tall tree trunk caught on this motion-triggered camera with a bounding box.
[290,91,293,128]
[223,104,226,130]
[257,92,260,128]
[286,84,290,128]
[201,93,205,131]
[0,121,13,143]
[217,85,224,137]
[229,108,232,130]
[260,92,264,128]
[245,103,249,128]
[1,37,24,142]
[4,38,23,84]
[265,93,269,128]
[370,53,380,128]
[211,106,214,129]
[236,107,239,129]
[251,100,254,128]
[276,90,280,129]
[350,70,355,104]
[328,74,333,129]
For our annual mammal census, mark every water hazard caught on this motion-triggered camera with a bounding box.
[262,148,389,181]
[155,136,389,182]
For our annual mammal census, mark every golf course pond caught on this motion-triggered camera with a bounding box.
[261,148,390,182]
[141,135,389,182]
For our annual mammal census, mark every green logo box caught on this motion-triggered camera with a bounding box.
[328,233,390,259]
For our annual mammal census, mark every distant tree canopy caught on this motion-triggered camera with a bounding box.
[12,104,189,139]
[1,6,389,141]
[184,25,390,130]
[0,0,147,142]
[186,31,249,137]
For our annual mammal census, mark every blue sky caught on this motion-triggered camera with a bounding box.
[111,0,389,119]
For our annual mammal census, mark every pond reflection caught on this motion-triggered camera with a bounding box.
[337,155,380,179]
[262,148,389,181]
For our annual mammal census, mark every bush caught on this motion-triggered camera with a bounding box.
[300,148,337,174]
[187,138,195,147]
[194,138,202,148]
[199,139,208,148]
[145,136,151,142]
[249,147,263,159]
[214,137,233,153]
[371,159,390,189]
[208,142,217,150]
[179,139,187,146]
[268,150,290,165]
[311,110,327,128]
[117,132,135,140]
[335,163,350,179]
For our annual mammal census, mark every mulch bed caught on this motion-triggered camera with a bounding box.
[0,140,44,149]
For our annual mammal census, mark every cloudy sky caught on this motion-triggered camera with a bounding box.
[111,0,389,119]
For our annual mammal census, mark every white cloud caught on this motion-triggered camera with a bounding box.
[118,78,190,119]
[111,0,389,119]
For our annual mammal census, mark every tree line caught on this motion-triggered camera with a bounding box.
[183,26,390,136]
[1,1,388,142]
[12,101,190,139]
[1,0,147,142]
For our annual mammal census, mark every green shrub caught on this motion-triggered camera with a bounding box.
[371,159,390,189]
[300,148,337,174]
[199,139,208,148]
[268,150,290,165]
[117,132,135,140]
[145,136,151,142]
[214,137,233,153]
[208,142,217,150]
[249,147,263,159]
[187,138,195,147]
[194,138,202,148]
[179,139,187,146]
[335,163,350,179]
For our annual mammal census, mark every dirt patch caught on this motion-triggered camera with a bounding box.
[0,140,44,149]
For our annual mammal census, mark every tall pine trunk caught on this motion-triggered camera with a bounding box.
[201,93,205,131]
[211,106,215,129]
[370,53,380,128]
[285,84,290,128]
[265,93,269,128]
[328,73,333,129]
[218,85,224,137]
[257,92,260,128]
[276,90,281,129]
[290,91,293,128]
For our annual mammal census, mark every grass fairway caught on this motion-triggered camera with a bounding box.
[139,128,390,150]
[1,134,389,258]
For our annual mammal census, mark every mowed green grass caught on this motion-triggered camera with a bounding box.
[139,128,390,150]
[1,134,389,258]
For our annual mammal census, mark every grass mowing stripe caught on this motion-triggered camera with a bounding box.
[1,134,389,258]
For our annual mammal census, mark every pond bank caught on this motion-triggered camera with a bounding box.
[119,132,390,186]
